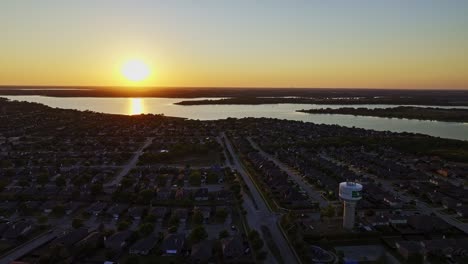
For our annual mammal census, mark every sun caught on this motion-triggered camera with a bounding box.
[121,59,150,82]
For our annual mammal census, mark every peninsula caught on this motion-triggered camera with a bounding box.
[297,106,468,123]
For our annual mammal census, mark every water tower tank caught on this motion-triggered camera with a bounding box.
[339,182,363,230]
[339,182,363,201]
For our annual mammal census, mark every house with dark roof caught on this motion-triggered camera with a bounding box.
[383,195,403,208]
[65,201,83,215]
[456,206,468,218]
[128,206,144,220]
[194,206,212,223]
[442,196,462,211]
[53,227,89,248]
[407,215,450,233]
[0,201,18,216]
[221,236,244,260]
[194,188,209,201]
[396,241,425,260]
[40,201,57,214]
[426,191,442,205]
[105,230,133,252]
[129,235,158,255]
[157,188,172,200]
[173,208,188,223]
[388,214,407,225]
[161,233,186,255]
[190,240,213,263]
[86,202,107,216]
[106,204,129,220]
[1,221,32,240]
[149,207,168,222]
[367,214,389,227]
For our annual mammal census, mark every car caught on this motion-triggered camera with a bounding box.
[244,247,250,254]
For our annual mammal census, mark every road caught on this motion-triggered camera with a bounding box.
[0,212,83,264]
[105,137,154,187]
[216,136,233,168]
[222,133,299,264]
[248,138,328,208]
[0,229,60,264]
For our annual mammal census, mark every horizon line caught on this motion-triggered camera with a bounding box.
[1,85,468,91]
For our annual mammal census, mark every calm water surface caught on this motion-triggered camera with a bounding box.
[3,96,468,141]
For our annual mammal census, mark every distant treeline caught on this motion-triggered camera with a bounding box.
[175,97,468,106]
[297,106,468,122]
[1,87,468,106]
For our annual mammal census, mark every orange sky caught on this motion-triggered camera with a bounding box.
[1,1,467,89]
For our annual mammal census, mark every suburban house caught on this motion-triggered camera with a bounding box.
[104,230,133,252]
[221,236,244,260]
[129,235,158,255]
[190,240,213,263]
[161,234,186,255]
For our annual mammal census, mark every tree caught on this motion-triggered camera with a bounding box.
[320,205,335,218]
[143,214,156,223]
[206,171,218,184]
[91,183,103,195]
[125,255,140,264]
[55,176,66,188]
[189,171,201,186]
[118,221,130,231]
[189,225,208,243]
[0,179,10,192]
[406,253,424,264]
[18,179,30,188]
[215,208,229,222]
[37,215,48,225]
[192,210,204,225]
[248,230,264,251]
[52,204,65,216]
[38,244,68,264]
[256,250,267,261]
[248,230,260,241]
[251,238,264,251]
[72,218,83,229]
[230,183,241,195]
[120,177,134,188]
[37,172,49,186]
[168,226,177,233]
[219,230,229,239]
[138,223,154,236]
[138,189,154,203]
[169,215,180,227]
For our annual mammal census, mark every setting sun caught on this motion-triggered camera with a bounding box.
[121,60,150,82]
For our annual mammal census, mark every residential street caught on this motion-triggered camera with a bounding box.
[248,138,329,208]
[105,137,154,187]
[222,132,299,264]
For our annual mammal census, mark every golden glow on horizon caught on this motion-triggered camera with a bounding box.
[121,60,150,82]
[1,2,468,89]
[129,98,144,115]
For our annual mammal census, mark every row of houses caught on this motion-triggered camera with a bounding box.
[396,238,468,262]
[247,152,312,209]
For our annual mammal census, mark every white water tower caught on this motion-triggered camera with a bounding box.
[339,182,363,230]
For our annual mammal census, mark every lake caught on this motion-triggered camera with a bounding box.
[3,95,468,141]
